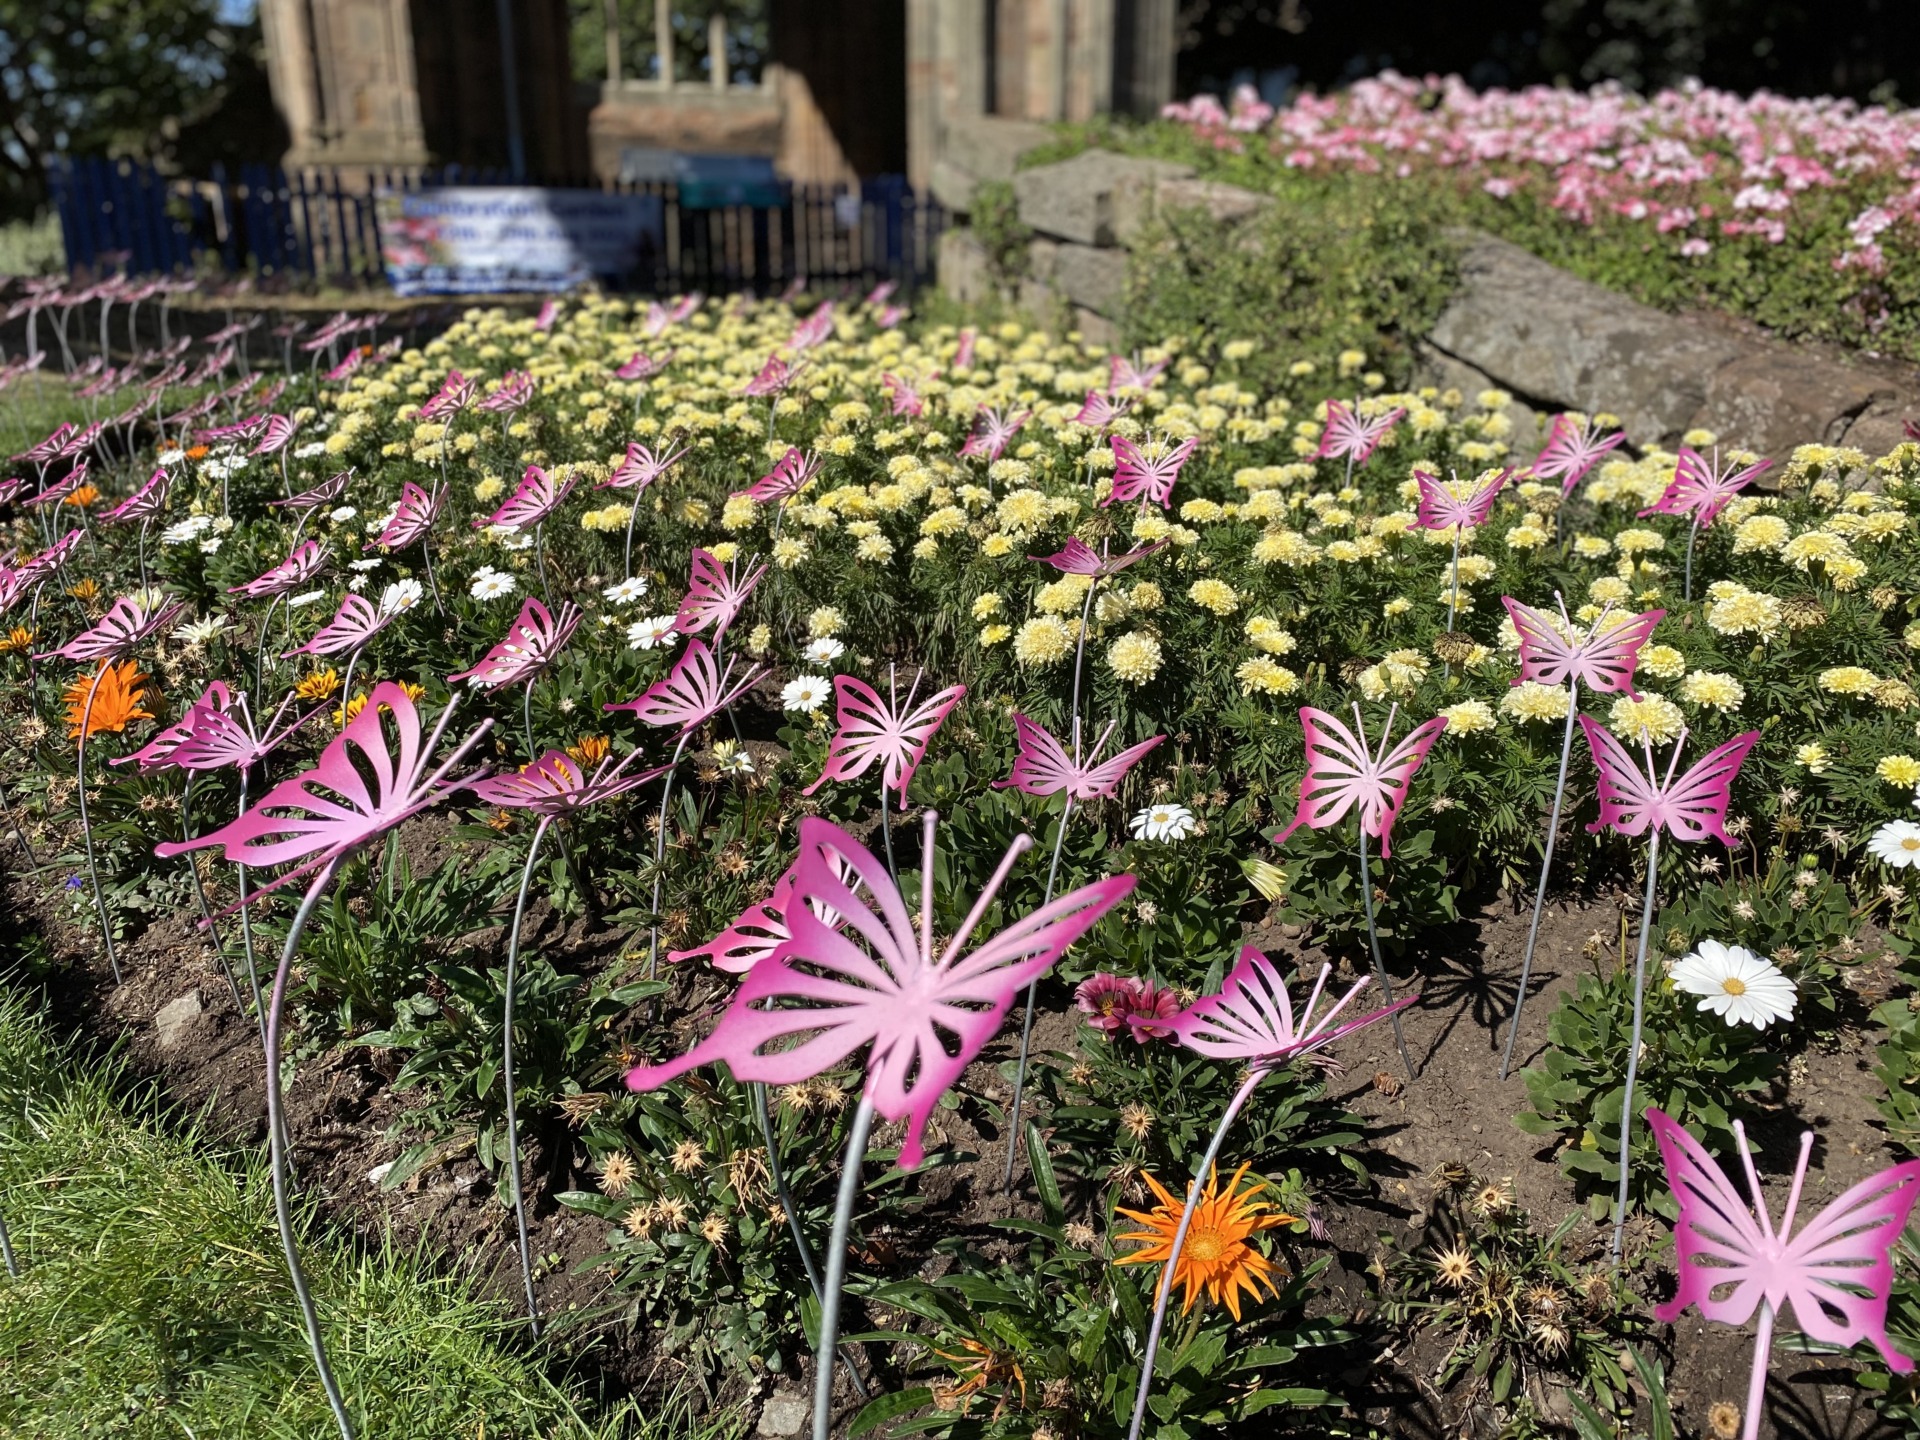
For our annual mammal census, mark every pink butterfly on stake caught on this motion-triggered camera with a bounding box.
[1414,468,1511,532]
[468,746,669,816]
[733,448,821,505]
[250,414,298,457]
[228,540,327,600]
[604,638,766,737]
[38,593,188,662]
[1651,1107,1920,1440]
[1167,946,1416,1068]
[629,813,1135,1168]
[959,406,1029,463]
[1314,400,1406,467]
[474,464,577,531]
[417,370,478,420]
[1105,434,1198,510]
[1502,595,1665,698]
[1109,353,1168,392]
[740,353,803,397]
[449,597,581,690]
[995,715,1163,803]
[24,458,91,508]
[614,351,674,382]
[804,669,966,811]
[1532,413,1626,496]
[533,299,558,332]
[1271,705,1448,860]
[1031,536,1168,578]
[598,441,686,492]
[881,373,925,418]
[672,547,767,641]
[366,481,446,551]
[789,303,834,351]
[669,843,863,974]
[113,681,234,774]
[1639,447,1771,528]
[15,531,82,587]
[270,468,353,513]
[1579,717,1758,848]
[477,370,536,414]
[172,692,322,774]
[156,681,491,908]
[100,467,173,525]
[954,329,977,370]
[1072,390,1131,429]
[282,592,395,659]
[14,422,74,464]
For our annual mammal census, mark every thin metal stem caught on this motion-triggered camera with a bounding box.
[878,771,897,888]
[533,523,553,610]
[265,858,357,1440]
[179,777,241,1013]
[75,671,120,984]
[1683,518,1698,602]
[1357,827,1413,1080]
[0,1210,17,1276]
[811,1097,876,1440]
[623,493,643,581]
[752,1082,868,1399]
[1001,794,1074,1188]
[419,539,445,619]
[235,771,266,1047]
[1126,1069,1266,1440]
[503,816,552,1336]
[1742,1303,1774,1440]
[645,734,690,978]
[1444,528,1461,680]
[1610,830,1662,1264]
[1499,684,1579,1079]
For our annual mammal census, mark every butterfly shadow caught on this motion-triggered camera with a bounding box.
[1391,918,1512,1073]
[1767,1356,1905,1440]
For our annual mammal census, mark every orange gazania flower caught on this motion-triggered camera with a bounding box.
[63,661,156,740]
[61,483,100,509]
[295,667,341,701]
[0,625,36,654]
[66,578,100,604]
[567,734,611,766]
[397,681,426,703]
[184,445,210,461]
[333,691,370,727]
[1115,1163,1293,1321]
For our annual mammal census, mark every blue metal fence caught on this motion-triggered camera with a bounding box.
[47,158,944,296]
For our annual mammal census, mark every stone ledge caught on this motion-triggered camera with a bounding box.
[1011,148,1195,246]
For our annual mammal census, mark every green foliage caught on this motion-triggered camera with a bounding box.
[969,179,1034,285]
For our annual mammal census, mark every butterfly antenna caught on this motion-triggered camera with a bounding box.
[1585,599,1616,645]
[1663,730,1689,790]
[1638,731,1660,790]
[887,662,898,713]
[1730,1119,1777,1243]
[1350,703,1370,758]
[918,810,937,969]
[1296,961,1333,1043]
[940,825,1036,969]
[1553,589,1571,629]
[902,666,923,714]
[1378,702,1401,766]
[1778,1130,1816,1237]
[1089,718,1119,766]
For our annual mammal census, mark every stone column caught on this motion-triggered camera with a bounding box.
[709,8,728,88]
[656,0,676,85]
[604,0,622,83]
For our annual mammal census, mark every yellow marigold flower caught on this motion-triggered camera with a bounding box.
[1878,755,1920,788]
[1875,679,1917,711]
[1506,524,1549,550]
[1573,535,1613,559]
[707,542,740,564]
[721,495,758,531]
[1589,576,1632,606]
[808,606,844,638]
[1680,671,1745,713]
[971,592,1003,620]
[1251,530,1321,567]
[1732,514,1790,553]
[1107,631,1163,684]
[1440,700,1496,734]
[1244,617,1296,655]
[1608,693,1685,745]
[1781,530,1854,571]
[771,536,808,569]
[1180,498,1224,523]
[978,623,1011,647]
[1235,656,1298,695]
[1014,617,1073,666]
[1795,742,1830,774]
[1036,575,1093,614]
[1682,428,1719,448]
[1706,587,1783,642]
[1188,579,1239,616]
[1614,528,1665,555]
[997,488,1050,534]
[920,505,966,537]
[1640,645,1687,680]
[1819,665,1879,697]
[855,534,893,563]
[981,534,1015,558]
[1129,581,1163,612]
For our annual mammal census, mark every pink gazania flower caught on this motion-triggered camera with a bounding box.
[1126,980,1181,1043]
[1077,972,1145,1034]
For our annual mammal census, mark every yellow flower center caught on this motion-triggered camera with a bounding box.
[1721,977,1747,996]
[1903,838,1920,852]
[1186,1230,1227,1264]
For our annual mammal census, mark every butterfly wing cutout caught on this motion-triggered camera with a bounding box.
[40,594,187,661]
[1579,717,1757,845]
[449,597,581,689]
[1271,708,1447,859]
[1504,598,1666,697]
[271,468,353,511]
[171,704,267,772]
[1106,435,1197,509]
[631,816,1134,1167]
[672,547,767,640]
[1167,946,1415,1063]
[284,593,393,658]
[113,680,232,772]
[606,639,765,736]
[804,674,966,808]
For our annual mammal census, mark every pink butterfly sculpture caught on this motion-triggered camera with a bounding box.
[249,414,298,457]
[1579,717,1759,849]
[959,406,1029,463]
[881,372,926,418]
[14,531,82,587]
[324,347,366,382]
[876,304,906,330]
[598,441,688,492]
[477,370,536,414]
[865,280,898,307]
[1503,596,1665,699]
[1532,413,1626,496]
[54,420,105,461]
[269,468,353,513]
[788,302,835,351]
[1651,1107,1920,1440]
[24,457,91,508]
[0,477,25,508]
[668,841,864,974]
[672,547,767,642]
[1313,399,1406,468]
[1414,467,1511,532]
[282,592,395,659]
[38,592,188,662]
[113,680,234,774]
[1639,447,1771,529]
[14,421,75,464]
[954,328,977,370]
[228,540,326,600]
[604,638,766,738]
[417,369,478,420]
[1125,948,1415,1440]
[1109,353,1168,392]
[474,464,577,531]
[733,448,821,505]
[533,299,558,332]
[366,481,446,551]
[448,597,581,691]
[995,715,1163,803]
[804,669,967,811]
[1031,536,1168,578]
[468,746,669,818]
[100,467,173,525]
[1271,704,1448,861]
[1072,390,1131,429]
[614,351,673,382]
[1105,433,1198,510]
[740,353,802,397]
[629,811,1134,1169]
[171,691,322,774]
[156,680,492,906]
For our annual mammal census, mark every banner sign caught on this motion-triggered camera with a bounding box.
[377,188,665,294]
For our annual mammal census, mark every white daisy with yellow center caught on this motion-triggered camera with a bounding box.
[1669,939,1796,1030]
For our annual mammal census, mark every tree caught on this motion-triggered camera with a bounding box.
[0,0,272,219]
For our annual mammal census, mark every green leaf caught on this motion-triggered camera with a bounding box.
[1025,1120,1064,1224]
[848,1387,933,1436]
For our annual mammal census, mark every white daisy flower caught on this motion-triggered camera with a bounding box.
[329,505,358,524]
[1130,803,1196,842]
[155,446,184,466]
[712,740,755,775]
[198,537,223,556]
[1870,819,1920,869]
[602,577,650,605]
[349,575,369,592]
[349,558,383,572]
[781,675,831,713]
[294,441,328,459]
[380,578,425,615]
[627,615,679,651]
[1669,940,1796,1030]
[161,516,211,546]
[211,515,235,535]
[803,637,845,665]
[500,531,535,552]
[174,615,231,646]
[469,569,516,601]
[288,589,327,609]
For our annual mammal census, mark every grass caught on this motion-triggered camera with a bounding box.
[0,984,740,1440]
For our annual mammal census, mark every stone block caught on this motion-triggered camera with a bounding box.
[1011,148,1193,246]
[937,229,995,309]
[932,115,1056,211]
[1411,341,1545,451]
[1049,243,1130,316]
[1112,175,1271,243]
[757,1392,810,1437]
[1694,349,1897,459]
[1071,306,1121,349]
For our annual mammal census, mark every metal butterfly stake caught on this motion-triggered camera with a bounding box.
[157,683,492,1440]
[1125,947,1415,1440]
[1313,397,1405,489]
[1270,703,1448,1079]
[1104,432,1198,511]
[449,595,582,757]
[474,462,577,609]
[365,479,449,617]
[1496,595,1664,1079]
[628,812,1133,1440]
[1638,446,1770,600]
[1649,1107,1920,1440]
[1578,717,1759,1259]
[597,440,687,579]
[1413,467,1511,664]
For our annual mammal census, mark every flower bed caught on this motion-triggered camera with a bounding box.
[4,289,1920,1438]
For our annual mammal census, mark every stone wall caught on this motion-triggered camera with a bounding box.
[939,148,1920,457]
